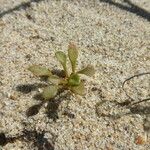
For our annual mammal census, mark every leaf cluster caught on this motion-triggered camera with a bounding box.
[28,43,95,100]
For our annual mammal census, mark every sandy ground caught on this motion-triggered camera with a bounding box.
[0,0,150,149]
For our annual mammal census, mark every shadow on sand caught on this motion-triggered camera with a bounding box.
[0,130,55,150]
[0,0,44,18]
[100,0,150,21]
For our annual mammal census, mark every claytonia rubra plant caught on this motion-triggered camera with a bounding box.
[28,43,95,100]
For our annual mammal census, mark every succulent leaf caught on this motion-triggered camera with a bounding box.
[71,81,85,95]
[28,65,51,76]
[48,75,62,85]
[55,51,67,76]
[68,43,78,73]
[42,85,58,100]
[68,74,80,86]
[77,65,95,76]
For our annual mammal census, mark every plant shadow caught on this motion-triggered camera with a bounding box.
[45,91,73,121]
[26,102,43,117]
[129,105,150,115]
[126,105,150,133]
[51,69,66,78]
[46,98,61,121]
[16,82,73,120]
[97,102,150,134]
[104,101,150,133]
[0,0,44,18]
[96,100,150,119]
[99,0,150,21]
[16,83,44,116]
[0,130,55,150]
[22,130,55,150]
[16,83,46,94]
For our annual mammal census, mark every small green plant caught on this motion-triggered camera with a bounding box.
[28,43,95,100]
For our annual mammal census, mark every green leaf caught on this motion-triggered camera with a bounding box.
[71,81,85,95]
[68,43,78,73]
[77,65,95,76]
[68,74,80,86]
[28,65,51,77]
[42,85,58,100]
[48,75,62,85]
[55,51,68,76]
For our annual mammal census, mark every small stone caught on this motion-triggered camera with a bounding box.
[7,92,18,100]
[135,135,145,145]
[25,54,32,61]
[9,94,17,100]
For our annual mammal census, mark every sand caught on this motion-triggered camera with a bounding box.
[0,0,150,149]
